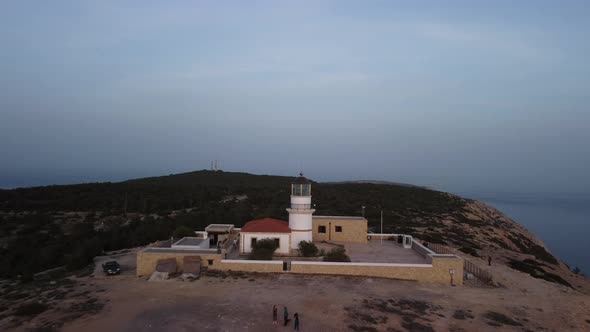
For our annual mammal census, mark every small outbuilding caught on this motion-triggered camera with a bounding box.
[239,218,292,255]
[205,224,235,246]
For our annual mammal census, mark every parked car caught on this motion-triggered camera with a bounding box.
[102,261,121,275]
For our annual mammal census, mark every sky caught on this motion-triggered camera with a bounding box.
[1,0,589,194]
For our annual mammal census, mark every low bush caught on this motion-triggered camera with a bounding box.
[173,226,194,238]
[458,246,479,257]
[249,238,279,260]
[14,302,48,316]
[298,241,319,257]
[509,259,572,288]
[323,247,351,262]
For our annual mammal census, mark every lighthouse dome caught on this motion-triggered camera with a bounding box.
[292,173,311,196]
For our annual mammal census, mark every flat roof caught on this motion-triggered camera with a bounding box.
[313,215,367,221]
[173,237,209,246]
[205,224,234,232]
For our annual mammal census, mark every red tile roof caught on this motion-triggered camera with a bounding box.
[240,218,291,233]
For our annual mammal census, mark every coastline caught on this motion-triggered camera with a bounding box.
[470,194,590,274]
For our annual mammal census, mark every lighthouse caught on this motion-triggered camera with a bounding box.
[287,173,315,249]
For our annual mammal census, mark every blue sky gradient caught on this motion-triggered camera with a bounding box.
[1,1,589,193]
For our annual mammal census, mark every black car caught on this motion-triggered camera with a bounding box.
[102,261,121,275]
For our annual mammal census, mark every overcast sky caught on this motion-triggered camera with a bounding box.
[1,1,589,193]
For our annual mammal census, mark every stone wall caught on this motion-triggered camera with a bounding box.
[429,255,464,285]
[215,260,284,273]
[136,242,464,285]
[290,255,463,285]
[312,218,368,243]
[136,250,223,277]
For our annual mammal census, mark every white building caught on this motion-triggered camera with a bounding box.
[286,174,315,249]
[239,218,292,255]
[237,173,368,255]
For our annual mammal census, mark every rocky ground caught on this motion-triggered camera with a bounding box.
[1,248,588,332]
[412,199,590,295]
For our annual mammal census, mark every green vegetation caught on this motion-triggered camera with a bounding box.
[483,311,522,326]
[248,238,279,260]
[0,213,174,279]
[14,302,48,316]
[507,232,558,265]
[458,246,480,257]
[323,247,351,262]
[452,309,474,320]
[173,225,195,238]
[298,241,319,257]
[509,259,572,288]
[0,170,562,282]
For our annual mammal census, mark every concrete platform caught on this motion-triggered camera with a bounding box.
[338,240,429,264]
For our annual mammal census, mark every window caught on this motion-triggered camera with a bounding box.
[208,259,214,266]
[274,238,280,248]
[251,238,257,248]
[335,226,342,233]
[302,184,310,196]
[293,184,302,195]
[318,226,326,233]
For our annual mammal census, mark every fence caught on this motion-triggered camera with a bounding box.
[427,243,494,285]
[464,259,494,284]
[427,243,453,255]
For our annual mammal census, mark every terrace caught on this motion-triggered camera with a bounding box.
[316,239,429,264]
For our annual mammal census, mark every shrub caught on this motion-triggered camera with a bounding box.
[458,246,479,257]
[249,238,279,260]
[509,259,572,288]
[298,241,319,257]
[323,247,351,262]
[173,226,194,238]
[14,302,49,316]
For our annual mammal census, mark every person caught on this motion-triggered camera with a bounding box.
[488,256,492,266]
[283,306,290,326]
[294,312,300,331]
[272,305,277,325]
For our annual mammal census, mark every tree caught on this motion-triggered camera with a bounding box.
[298,241,319,257]
[249,238,279,260]
[173,226,194,238]
[323,247,351,262]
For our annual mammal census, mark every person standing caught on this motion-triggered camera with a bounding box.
[283,306,289,326]
[294,312,300,331]
[272,305,278,325]
[488,256,492,266]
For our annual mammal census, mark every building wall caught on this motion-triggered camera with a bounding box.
[216,260,284,273]
[312,218,368,243]
[290,255,463,285]
[290,230,312,249]
[240,232,291,254]
[136,251,223,277]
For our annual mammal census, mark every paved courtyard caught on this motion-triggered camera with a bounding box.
[338,239,429,264]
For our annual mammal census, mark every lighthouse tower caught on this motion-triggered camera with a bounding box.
[287,173,315,249]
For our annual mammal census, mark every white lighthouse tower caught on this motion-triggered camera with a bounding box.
[287,173,315,249]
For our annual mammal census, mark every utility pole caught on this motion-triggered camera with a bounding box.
[380,209,383,245]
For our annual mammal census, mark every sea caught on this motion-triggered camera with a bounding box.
[460,192,590,275]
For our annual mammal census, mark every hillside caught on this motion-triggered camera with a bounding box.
[0,170,587,292]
